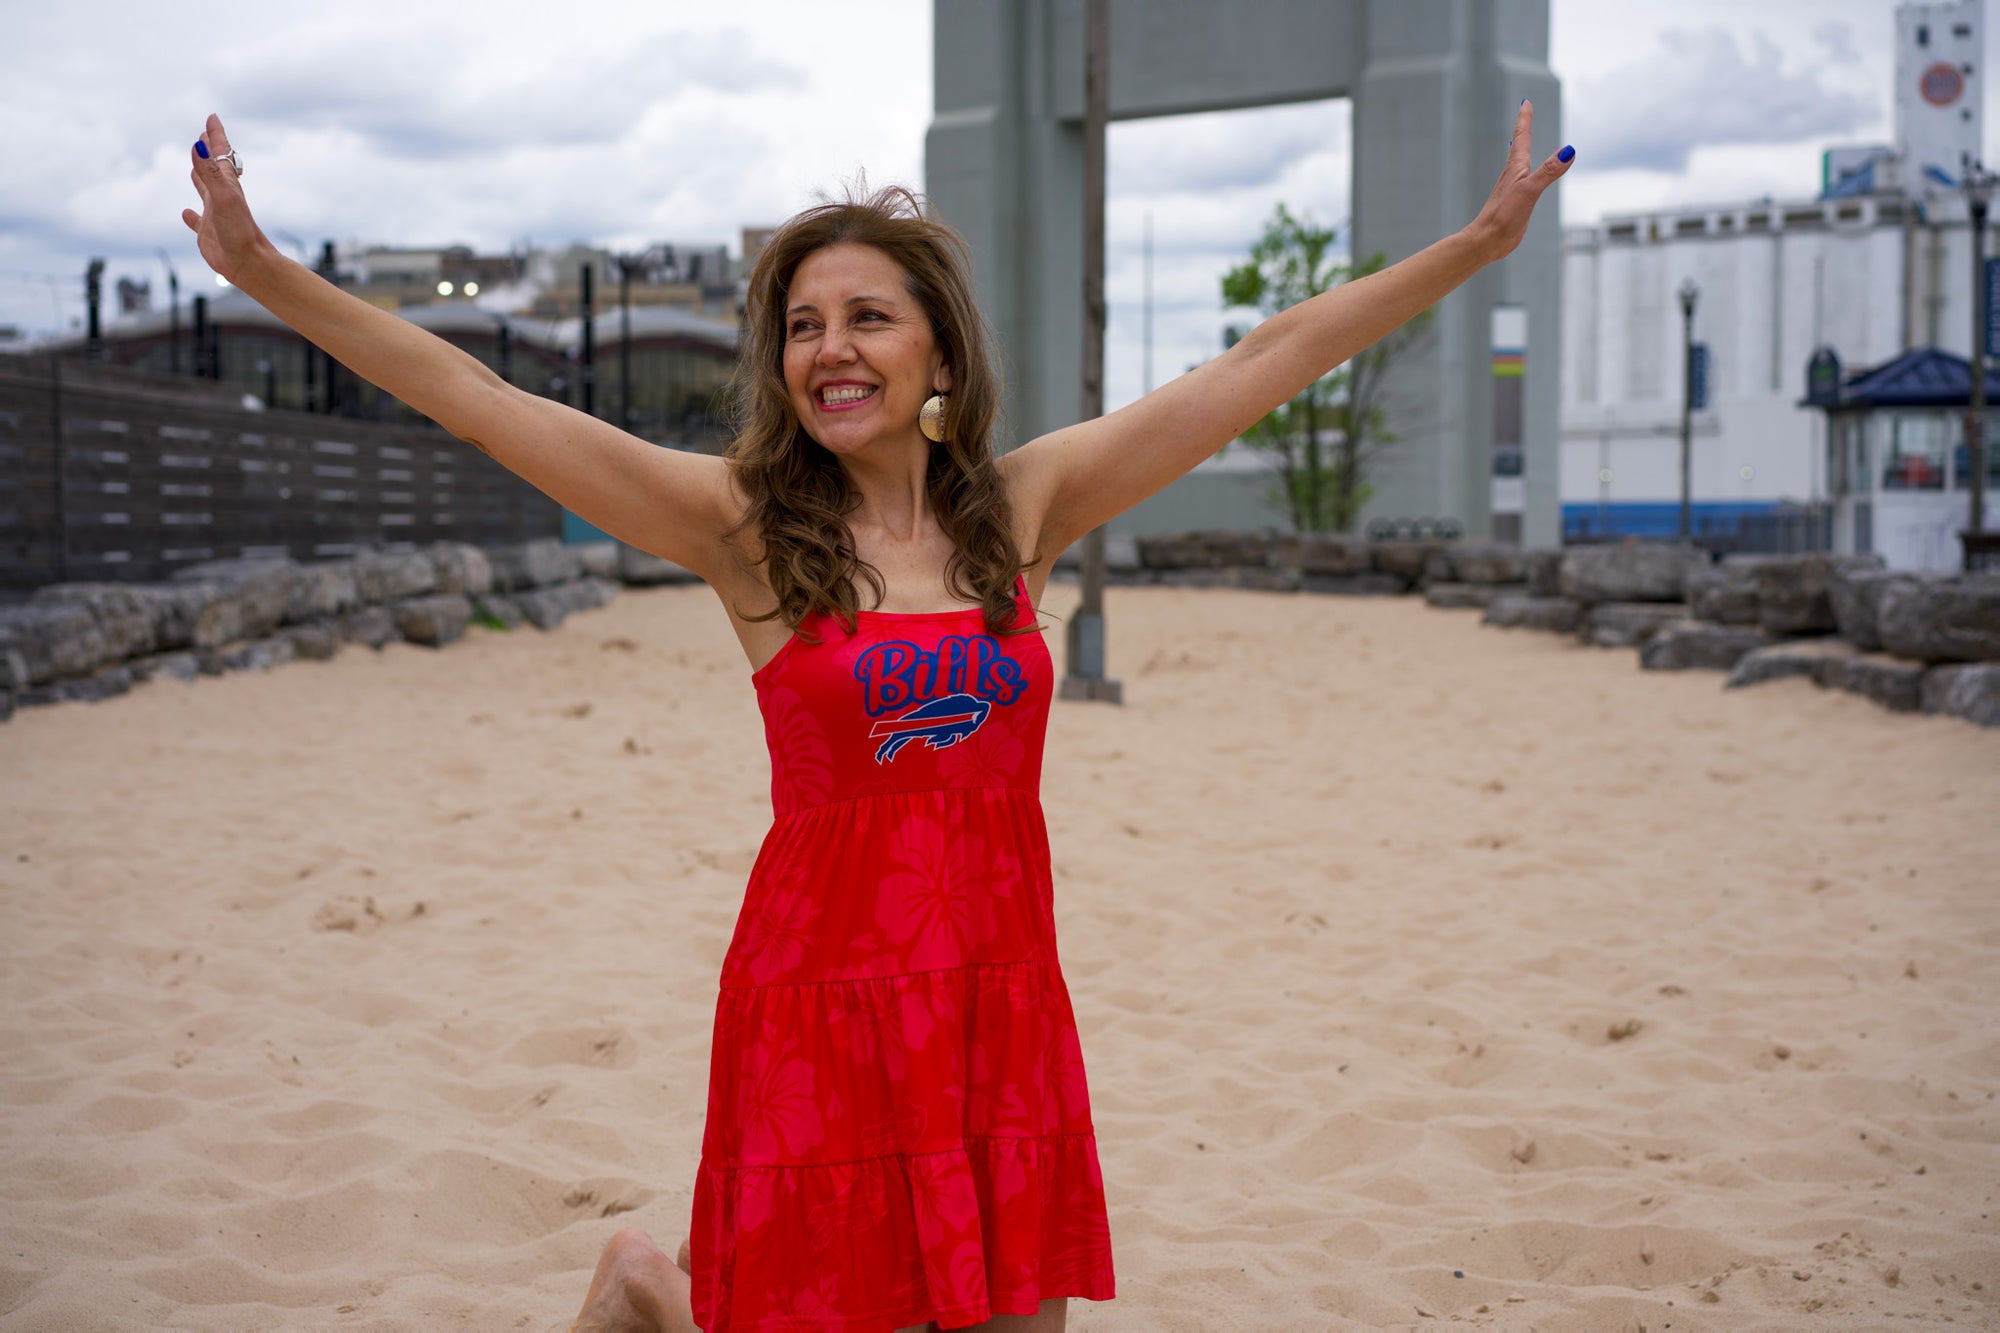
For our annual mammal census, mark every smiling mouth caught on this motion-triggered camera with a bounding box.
[817,385,878,408]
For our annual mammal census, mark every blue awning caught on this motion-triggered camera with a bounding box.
[1802,345,2000,409]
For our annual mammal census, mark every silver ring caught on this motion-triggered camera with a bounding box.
[216,149,243,178]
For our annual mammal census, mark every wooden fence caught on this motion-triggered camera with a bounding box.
[0,354,561,594]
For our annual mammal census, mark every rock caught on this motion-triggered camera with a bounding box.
[28,582,163,659]
[1559,543,1708,604]
[169,559,300,643]
[575,577,621,610]
[338,605,400,650]
[1921,662,2000,727]
[1640,622,1778,671]
[1273,533,1372,576]
[1838,653,1927,713]
[471,593,525,629]
[14,664,134,707]
[1829,569,1915,652]
[1755,553,1887,636]
[512,580,612,630]
[425,542,494,596]
[128,651,202,685]
[1526,549,1564,598]
[1300,572,1408,596]
[280,621,341,661]
[616,543,701,586]
[218,636,298,673]
[1877,573,2000,663]
[1135,530,1272,570]
[1154,567,1298,592]
[574,541,620,581]
[1726,638,1861,690]
[1482,595,1583,633]
[1685,557,1770,626]
[352,549,438,602]
[393,594,473,648]
[286,559,362,621]
[1370,539,1448,582]
[1579,602,1694,649]
[1426,582,1524,610]
[1435,542,1528,585]
[0,689,11,723]
[0,601,113,686]
[486,537,584,591]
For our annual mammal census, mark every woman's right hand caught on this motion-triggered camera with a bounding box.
[180,113,274,283]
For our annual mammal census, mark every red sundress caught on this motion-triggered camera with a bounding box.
[689,574,1117,1331]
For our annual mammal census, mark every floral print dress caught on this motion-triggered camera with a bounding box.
[689,575,1117,1332]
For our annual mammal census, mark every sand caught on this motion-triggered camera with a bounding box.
[1,580,1996,1330]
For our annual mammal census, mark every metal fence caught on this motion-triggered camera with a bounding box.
[0,354,561,594]
[1564,502,1834,557]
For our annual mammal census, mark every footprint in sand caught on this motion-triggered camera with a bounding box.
[310,895,427,934]
[561,1178,654,1219]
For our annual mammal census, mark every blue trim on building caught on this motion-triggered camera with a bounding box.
[1563,500,1785,540]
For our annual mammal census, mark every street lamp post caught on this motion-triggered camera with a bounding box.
[1678,278,1699,541]
[158,249,181,375]
[1963,156,1995,565]
[617,254,638,433]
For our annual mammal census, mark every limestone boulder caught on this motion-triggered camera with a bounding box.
[1136,530,1272,570]
[1837,653,1927,713]
[1155,567,1298,592]
[1725,639,1860,690]
[1684,557,1769,626]
[0,601,113,686]
[425,542,494,597]
[1639,622,1778,672]
[1526,549,1564,598]
[1579,602,1693,649]
[393,594,473,648]
[1370,539,1448,583]
[1425,582,1523,610]
[1559,543,1708,604]
[28,582,162,659]
[1273,533,1371,576]
[1921,662,2000,727]
[1482,596,1582,634]
[486,537,584,592]
[617,544,701,586]
[287,559,362,620]
[573,541,620,581]
[1754,553,1887,636]
[1877,573,2000,662]
[1301,572,1408,597]
[169,558,299,641]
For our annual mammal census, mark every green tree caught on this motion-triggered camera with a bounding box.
[1221,204,1434,533]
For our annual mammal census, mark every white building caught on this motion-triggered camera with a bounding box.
[1559,0,1987,571]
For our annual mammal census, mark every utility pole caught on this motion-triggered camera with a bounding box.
[1963,154,1994,565]
[158,249,181,375]
[1142,211,1154,395]
[1677,278,1699,541]
[618,255,637,432]
[1060,0,1122,705]
[580,261,597,418]
[84,259,105,363]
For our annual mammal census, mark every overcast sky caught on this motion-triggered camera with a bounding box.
[0,0,1970,413]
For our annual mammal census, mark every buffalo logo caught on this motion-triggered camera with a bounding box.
[869,693,992,763]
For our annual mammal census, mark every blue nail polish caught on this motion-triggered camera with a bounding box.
[1558,145,1575,163]
[195,140,209,159]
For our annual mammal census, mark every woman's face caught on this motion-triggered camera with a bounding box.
[782,242,951,458]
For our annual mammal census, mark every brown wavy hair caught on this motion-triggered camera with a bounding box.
[722,183,1029,638]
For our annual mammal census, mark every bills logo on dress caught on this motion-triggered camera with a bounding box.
[855,635,1027,764]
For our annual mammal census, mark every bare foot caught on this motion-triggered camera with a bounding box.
[571,1227,696,1332]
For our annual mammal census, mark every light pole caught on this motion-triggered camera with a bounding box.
[157,249,181,374]
[1678,278,1699,541]
[1963,155,1995,564]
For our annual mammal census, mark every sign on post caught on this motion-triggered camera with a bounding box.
[1690,342,1710,412]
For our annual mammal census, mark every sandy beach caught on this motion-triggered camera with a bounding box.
[2,580,1996,1330]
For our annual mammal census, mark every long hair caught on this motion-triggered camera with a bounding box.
[723,183,1028,638]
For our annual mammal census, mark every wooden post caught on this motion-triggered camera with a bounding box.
[1060,0,1123,705]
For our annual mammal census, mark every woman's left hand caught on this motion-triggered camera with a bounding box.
[1467,100,1574,264]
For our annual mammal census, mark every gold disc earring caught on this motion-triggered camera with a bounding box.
[919,392,949,443]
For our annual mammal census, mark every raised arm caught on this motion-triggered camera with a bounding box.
[181,115,741,580]
[1004,101,1573,558]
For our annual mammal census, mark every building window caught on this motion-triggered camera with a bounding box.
[1881,412,1948,490]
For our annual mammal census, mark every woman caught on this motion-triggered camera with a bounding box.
[182,106,1571,1332]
